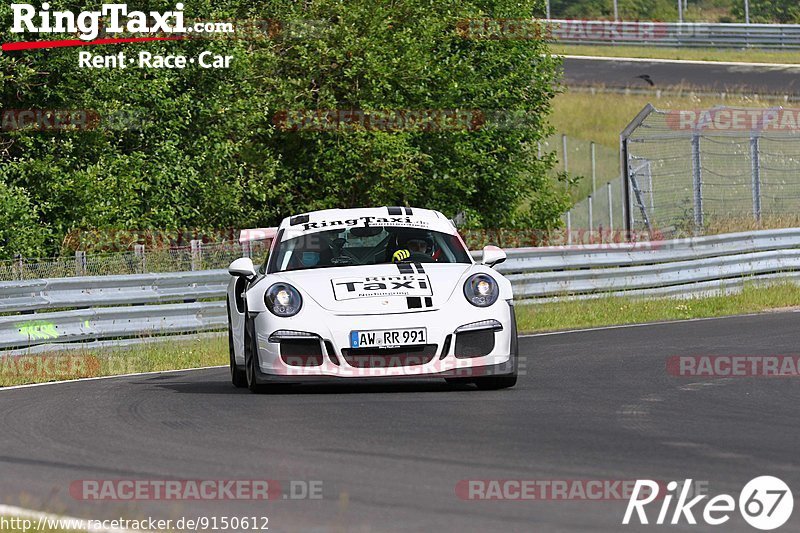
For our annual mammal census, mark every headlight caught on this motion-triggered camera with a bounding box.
[265,283,302,317]
[463,274,499,307]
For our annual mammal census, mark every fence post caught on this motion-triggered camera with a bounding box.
[190,240,202,271]
[242,239,252,258]
[75,251,87,276]
[13,254,23,281]
[588,195,593,233]
[566,211,572,245]
[562,134,568,173]
[691,133,704,232]
[590,141,597,195]
[134,244,146,273]
[607,181,613,231]
[750,134,762,223]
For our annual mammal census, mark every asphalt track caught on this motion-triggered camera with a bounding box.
[1,311,800,532]
[563,57,800,94]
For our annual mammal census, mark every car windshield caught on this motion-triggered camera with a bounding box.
[268,226,472,273]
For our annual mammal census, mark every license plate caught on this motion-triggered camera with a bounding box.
[350,328,427,349]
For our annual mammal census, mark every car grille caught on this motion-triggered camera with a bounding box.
[280,339,324,367]
[341,345,438,368]
[454,330,495,358]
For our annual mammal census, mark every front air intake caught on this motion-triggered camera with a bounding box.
[454,330,495,358]
[280,338,324,367]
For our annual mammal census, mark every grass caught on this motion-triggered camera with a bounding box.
[515,282,800,332]
[3,283,800,388]
[553,44,800,65]
[700,215,800,235]
[0,335,227,387]
[550,90,787,149]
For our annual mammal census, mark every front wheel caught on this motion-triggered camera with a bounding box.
[228,299,247,388]
[474,374,517,390]
[475,304,519,390]
[244,316,265,393]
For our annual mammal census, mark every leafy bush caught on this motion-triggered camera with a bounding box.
[0,0,564,258]
[0,177,47,257]
[731,0,800,23]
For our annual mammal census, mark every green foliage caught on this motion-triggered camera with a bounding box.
[0,177,47,257]
[731,0,800,23]
[1,0,564,258]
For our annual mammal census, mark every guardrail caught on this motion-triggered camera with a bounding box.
[548,19,800,48]
[3,227,800,355]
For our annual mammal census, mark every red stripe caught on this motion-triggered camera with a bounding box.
[2,36,185,52]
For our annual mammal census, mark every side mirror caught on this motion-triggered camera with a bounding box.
[228,257,256,278]
[481,245,506,268]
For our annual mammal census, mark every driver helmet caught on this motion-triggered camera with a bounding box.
[396,230,434,255]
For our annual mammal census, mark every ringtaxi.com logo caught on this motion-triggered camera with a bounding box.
[623,477,793,530]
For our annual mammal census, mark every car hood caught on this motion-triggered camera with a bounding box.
[275,263,474,315]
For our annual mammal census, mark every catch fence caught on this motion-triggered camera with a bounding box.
[621,104,800,237]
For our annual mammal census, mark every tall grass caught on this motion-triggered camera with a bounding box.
[550,90,788,149]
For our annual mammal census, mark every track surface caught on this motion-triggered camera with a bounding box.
[563,57,800,94]
[2,312,800,532]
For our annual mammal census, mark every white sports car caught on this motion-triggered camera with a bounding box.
[226,206,518,392]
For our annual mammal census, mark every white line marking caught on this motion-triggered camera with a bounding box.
[519,310,784,338]
[561,54,800,68]
[0,504,147,532]
[0,365,226,392]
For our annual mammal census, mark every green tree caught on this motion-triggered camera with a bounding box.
[1,0,564,258]
[731,0,800,22]
[0,177,47,257]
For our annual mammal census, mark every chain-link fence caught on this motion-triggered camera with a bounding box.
[538,134,623,235]
[0,239,272,281]
[622,104,800,238]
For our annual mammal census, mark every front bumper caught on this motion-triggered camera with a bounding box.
[249,301,517,383]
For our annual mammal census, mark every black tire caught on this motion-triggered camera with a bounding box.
[244,316,265,393]
[474,374,517,390]
[227,299,247,388]
[474,304,519,391]
[444,377,474,385]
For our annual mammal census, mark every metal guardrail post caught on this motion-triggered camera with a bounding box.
[691,133,704,232]
[190,240,202,271]
[751,134,762,222]
[75,251,87,277]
